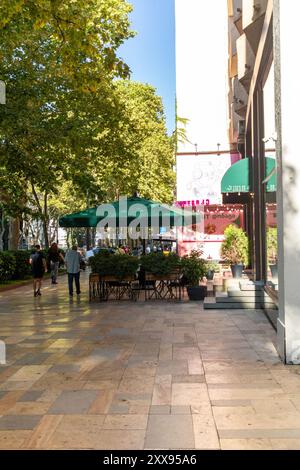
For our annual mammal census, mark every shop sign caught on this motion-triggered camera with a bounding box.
[176,154,232,204]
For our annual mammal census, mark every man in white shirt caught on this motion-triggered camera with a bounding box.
[65,245,81,296]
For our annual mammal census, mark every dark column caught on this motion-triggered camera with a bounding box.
[245,122,254,270]
[252,87,267,282]
[258,87,267,282]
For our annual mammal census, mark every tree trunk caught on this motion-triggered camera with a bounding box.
[42,220,49,248]
[31,182,50,249]
[8,217,20,250]
[0,209,4,251]
[43,192,49,249]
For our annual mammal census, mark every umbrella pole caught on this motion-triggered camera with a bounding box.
[86,228,91,250]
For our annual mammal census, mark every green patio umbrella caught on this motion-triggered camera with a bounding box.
[59,196,197,229]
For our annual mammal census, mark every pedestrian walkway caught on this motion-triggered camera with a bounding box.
[0,273,300,450]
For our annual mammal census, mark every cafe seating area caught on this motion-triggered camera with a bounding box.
[89,268,184,302]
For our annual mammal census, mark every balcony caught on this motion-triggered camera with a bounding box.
[229,53,238,78]
[228,17,241,56]
[228,0,243,34]
[229,103,240,145]
[232,76,249,117]
[236,33,255,90]
[242,0,268,52]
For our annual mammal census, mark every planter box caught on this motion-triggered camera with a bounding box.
[231,264,243,279]
[206,270,215,281]
[187,286,207,301]
[270,264,278,278]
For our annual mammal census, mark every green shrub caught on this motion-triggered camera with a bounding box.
[9,250,31,279]
[90,252,139,279]
[267,227,277,264]
[181,250,206,287]
[140,253,181,276]
[89,250,111,274]
[0,252,17,282]
[221,225,249,266]
[112,255,139,279]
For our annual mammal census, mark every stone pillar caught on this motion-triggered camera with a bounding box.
[274,0,300,364]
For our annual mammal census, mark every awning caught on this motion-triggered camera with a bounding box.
[221,157,276,194]
[59,196,192,229]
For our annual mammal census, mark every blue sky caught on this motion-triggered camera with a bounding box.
[118,0,176,135]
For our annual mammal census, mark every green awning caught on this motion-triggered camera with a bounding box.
[59,196,191,229]
[221,157,276,194]
[59,207,100,228]
[265,157,277,192]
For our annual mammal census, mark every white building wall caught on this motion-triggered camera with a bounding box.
[274,0,300,364]
[175,0,229,152]
[264,63,276,142]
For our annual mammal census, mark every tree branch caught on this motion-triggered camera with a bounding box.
[30,181,43,215]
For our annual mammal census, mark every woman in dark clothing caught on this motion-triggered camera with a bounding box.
[48,242,64,284]
[30,245,47,297]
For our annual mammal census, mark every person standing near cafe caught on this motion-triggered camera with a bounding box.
[65,245,81,297]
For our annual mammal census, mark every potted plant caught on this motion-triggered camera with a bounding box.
[205,260,219,281]
[221,225,249,279]
[267,227,278,278]
[181,250,207,300]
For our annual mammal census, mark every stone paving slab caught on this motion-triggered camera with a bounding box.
[0,273,300,449]
[145,414,194,449]
[0,415,42,430]
[49,390,99,414]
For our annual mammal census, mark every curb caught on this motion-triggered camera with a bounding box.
[0,272,67,293]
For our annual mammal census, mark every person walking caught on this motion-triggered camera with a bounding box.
[48,242,64,284]
[30,245,47,297]
[65,245,81,297]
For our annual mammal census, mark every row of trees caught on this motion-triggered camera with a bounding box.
[0,0,175,248]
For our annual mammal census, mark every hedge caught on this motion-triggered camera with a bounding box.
[0,252,17,282]
[9,250,32,280]
[140,253,181,276]
[89,252,139,279]
[0,250,32,282]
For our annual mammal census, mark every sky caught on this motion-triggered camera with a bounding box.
[118,0,176,135]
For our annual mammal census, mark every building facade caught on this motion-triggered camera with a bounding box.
[227,0,300,364]
[175,0,242,258]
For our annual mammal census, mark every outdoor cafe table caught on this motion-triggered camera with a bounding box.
[144,271,182,301]
[89,271,183,302]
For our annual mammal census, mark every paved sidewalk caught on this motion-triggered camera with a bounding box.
[0,273,300,450]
